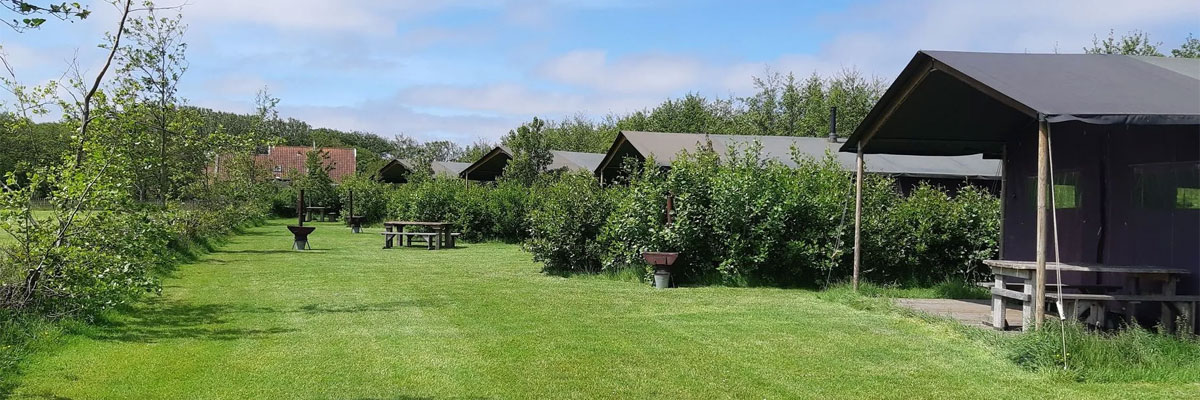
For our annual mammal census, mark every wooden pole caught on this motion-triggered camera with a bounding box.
[1034,120,1049,329]
[853,146,864,292]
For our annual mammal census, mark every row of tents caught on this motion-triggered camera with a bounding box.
[376,130,1004,194]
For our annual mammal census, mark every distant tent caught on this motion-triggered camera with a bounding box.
[594,131,1002,193]
[376,159,473,183]
[459,146,605,181]
[376,159,416,184]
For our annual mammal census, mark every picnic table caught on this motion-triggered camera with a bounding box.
[305,206,328,222]
[985,260,1197,332]
[381,221,459,250]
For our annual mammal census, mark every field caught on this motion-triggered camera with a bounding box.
[4,219,1198,399]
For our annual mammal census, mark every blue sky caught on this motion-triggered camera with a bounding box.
[5,0,1199,143]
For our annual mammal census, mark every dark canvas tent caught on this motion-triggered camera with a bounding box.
[841,50,1199,329]
[376,159,416,184]
[376,159,472,183]
[459,146,605,181]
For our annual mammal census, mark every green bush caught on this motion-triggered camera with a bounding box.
[384,178,532,243]
[338,174,390,224]
[526,172,613,273]
[268,183,298,217]
[594,144,1000,287]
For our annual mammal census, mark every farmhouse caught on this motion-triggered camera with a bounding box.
[594,130,1001,193]
[209,146,357,183]
[459,146,606,181]
[842,51,1199,329]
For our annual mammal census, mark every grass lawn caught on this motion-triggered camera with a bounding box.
[5,219,1198,399]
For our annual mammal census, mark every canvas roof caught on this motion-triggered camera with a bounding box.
[597,131,1000,180]
[460,146,605,180]
[550,150,606,172]
[432,161,471,177]
[840,51,1200,156]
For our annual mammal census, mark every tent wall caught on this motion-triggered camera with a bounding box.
[1001,123,1200,296]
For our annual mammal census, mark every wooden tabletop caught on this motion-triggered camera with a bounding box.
[984,260,1190,275]
[305,206,327,210]
[384,221,450,226]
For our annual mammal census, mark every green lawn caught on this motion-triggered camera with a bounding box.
[5,219,1198,399]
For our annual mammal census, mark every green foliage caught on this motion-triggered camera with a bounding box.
[295,149,338,208]
[564,144,999,287]
[525,172,613,273]
[3,1,91,31]
[337,174,389,224]
[500,117,553,186]
[1171,33,1200,58]
[1085,29,1163,56]
[385,178,531,242]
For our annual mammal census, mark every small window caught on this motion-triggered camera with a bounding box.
[273,165,283,173]
[1133,162,1199,210]
[1178,188,1200,209]
[1028,171,1080,209]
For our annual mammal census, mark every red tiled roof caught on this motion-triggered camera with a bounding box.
[254,146,357,182]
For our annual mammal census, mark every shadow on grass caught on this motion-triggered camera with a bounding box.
[211,249,300,255]
[296,300,446,314]
[84,300,294,343]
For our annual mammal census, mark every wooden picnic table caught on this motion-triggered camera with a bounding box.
[985,260,1195,331]
[383,221,456,249]
[305,206,328,222]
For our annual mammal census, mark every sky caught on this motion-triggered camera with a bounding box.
[4,0,1199,144]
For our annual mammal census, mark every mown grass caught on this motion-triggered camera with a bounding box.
[3,219,1198,398]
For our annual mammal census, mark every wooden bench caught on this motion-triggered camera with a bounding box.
[1046,293,1200,331]
[403,232,440,250]
[381,231,440,250]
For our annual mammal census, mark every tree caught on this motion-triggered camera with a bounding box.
[115,6,200,203]
[296,148,336,207]
[1171,33,1200,58]
[458,139,494,163]
[826,68,884,138]
[501,117,552,185]
[1085,29,1163,56]
[741,69,782,136]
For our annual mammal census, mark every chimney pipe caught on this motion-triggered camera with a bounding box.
[828,107,838,143]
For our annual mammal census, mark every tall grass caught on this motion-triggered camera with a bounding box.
[820,283,1200,384]
[1008,321,1200,383]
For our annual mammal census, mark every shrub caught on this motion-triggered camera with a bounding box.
[338,174,390,224]
[526,172,613,273]
[593,143,1000,287]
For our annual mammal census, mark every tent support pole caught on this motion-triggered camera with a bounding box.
[1034,119,1049,330]
[853,146,864,292]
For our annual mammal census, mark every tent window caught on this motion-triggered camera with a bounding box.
[1028,171,1080,209]
[1133,162,1199,210]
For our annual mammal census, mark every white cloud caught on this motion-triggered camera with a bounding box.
[539,50,706,94]
[396,83,661,116]
[279,101,520,143]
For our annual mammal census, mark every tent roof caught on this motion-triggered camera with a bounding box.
[598,131,1000,179]
[432,161,470,177]
[551,150,606,172]
[841,51,1200,156]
